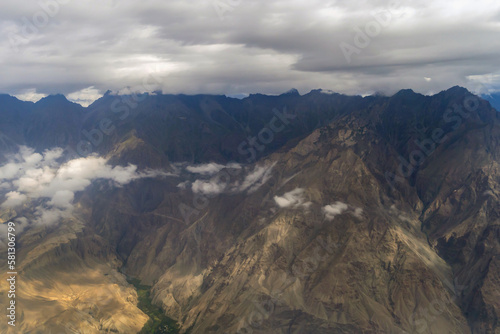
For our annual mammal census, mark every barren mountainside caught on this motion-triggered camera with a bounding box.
[0,87,499,333]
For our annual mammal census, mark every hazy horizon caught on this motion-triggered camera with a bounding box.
[2,85,495,108]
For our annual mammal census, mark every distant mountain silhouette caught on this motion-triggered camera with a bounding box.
[482,92,500,111]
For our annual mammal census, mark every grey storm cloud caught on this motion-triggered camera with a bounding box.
[0,0,500,106]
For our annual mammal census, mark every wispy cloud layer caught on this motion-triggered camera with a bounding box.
[187,162,241,176]
[180,162,274,195]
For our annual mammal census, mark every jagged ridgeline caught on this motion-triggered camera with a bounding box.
[0,87,498,333]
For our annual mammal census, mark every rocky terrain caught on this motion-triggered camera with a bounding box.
[0,87,498,333]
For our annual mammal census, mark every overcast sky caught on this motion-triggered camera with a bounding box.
[1,0,500,106]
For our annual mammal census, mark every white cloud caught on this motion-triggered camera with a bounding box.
[67,86,103,107]
[353,207,363,219]
[187,163,225,175]
[0,163,22,179]
[0,183,11,189]
[48,190,75,209]
[322,202,348,220]
[1,191,27,208]
[43,148,64,163]
[186,162,242,175]
[177,181,189,189]
[191,178,227,195]
[237,163,275,193]
[12,88,46,103]
[187,163,274,195]
[187,163,226,175]
[35,207,71,226]
[0,146,169,226]
[274,188,312,209]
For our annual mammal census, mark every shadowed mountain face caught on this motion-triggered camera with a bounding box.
[0,87,499,333]
[482,93,500,113]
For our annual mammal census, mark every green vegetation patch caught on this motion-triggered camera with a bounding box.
[128,277,181,334]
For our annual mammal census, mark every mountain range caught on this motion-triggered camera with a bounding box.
[0,86,499,334]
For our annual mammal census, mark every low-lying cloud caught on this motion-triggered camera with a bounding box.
[2,191,27,208]
[191,178,227,195]
[322,202,349,220]
[322,202,363,220]
[237,164,275,193]
[186,162,241,175]
[274,188,312,209]
[0,146,169,226]
[181,162,274,195]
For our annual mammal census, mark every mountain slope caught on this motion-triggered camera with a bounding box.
[0,87,498,333]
